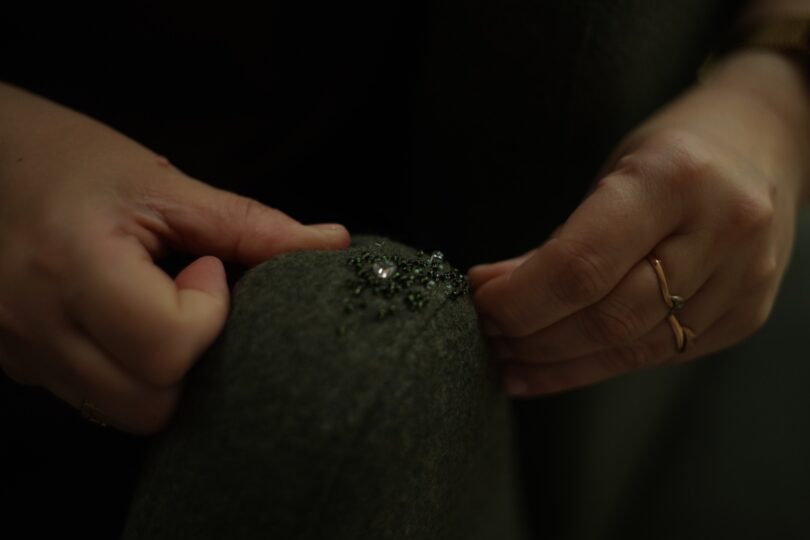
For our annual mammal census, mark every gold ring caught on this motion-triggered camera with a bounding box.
[80,399,108,427]
[666,314,697,352]
[647,255,696,352]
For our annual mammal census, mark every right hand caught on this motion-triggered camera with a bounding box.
[0,83,350,434]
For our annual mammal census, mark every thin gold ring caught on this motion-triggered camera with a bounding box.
[647,255,696,352]
[666,314,697,352]
[80,399,108,427]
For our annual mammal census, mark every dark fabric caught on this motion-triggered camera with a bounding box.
[121,236,525,540]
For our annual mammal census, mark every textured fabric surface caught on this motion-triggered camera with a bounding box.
[122,236,525,540]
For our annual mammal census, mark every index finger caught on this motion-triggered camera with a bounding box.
[474,168,683,337]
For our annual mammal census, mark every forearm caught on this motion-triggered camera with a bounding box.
[699,0,810,204]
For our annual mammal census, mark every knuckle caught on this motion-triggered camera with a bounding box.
[580,298,645,346]
[235,195,270,225]
[642,129,696,154]
[609,132,722,212]
[234,195,262,223]
[669,141,716,182]
[228,196,283,255]
[741,254,778,290]
[726,193,774,235]
[629,130,718,194]
[609,154,648,184]
[547,239,608,307]
[592,170,635,202]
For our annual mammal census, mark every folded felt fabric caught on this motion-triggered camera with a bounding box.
[122,236,527,540]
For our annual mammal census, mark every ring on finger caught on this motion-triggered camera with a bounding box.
[647,255,697,352]
[666,313,697,352]
[80,398,108,427]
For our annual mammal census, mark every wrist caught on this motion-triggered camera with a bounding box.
[700,49,810,204]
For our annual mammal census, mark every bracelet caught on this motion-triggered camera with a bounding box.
[698,17,810,81]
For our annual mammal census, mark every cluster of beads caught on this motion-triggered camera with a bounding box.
[341,245,470,325]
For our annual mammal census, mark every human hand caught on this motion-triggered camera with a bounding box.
[469,51,810,396]
[0,83,349,433]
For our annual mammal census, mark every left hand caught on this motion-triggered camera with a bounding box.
[469,51,809,396]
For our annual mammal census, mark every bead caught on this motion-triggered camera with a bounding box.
[337,244,470,331]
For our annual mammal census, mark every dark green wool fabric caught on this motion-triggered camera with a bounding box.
[122,236,525,540]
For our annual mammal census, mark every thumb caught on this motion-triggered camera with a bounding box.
[164,255,231,381]
[175,255,230,306]
[66,243,231,387]
[152,176,350,266]
[173,255,230,365]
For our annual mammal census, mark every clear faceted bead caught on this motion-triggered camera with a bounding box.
[372,260,397,279]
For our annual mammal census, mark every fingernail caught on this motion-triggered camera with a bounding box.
[479,317,504,337]
[310,223,346,233]
[503,376,529,397]
[309,223,350,242]
[468,263,492,273]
